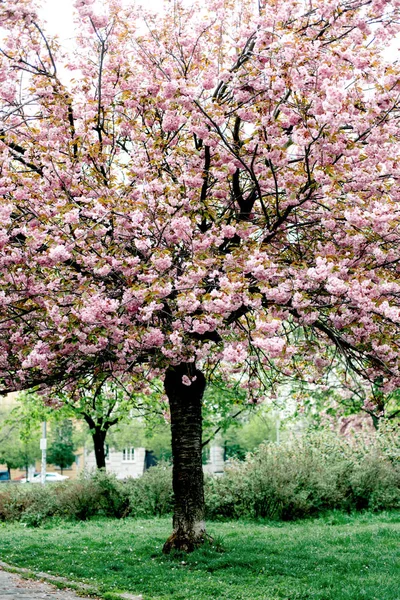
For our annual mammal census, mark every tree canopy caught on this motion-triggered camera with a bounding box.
[0,0,400,399]
[1,0,400,549]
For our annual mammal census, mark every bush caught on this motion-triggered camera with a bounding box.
[205,428,400,520]
[0,486,29,522]
[55,471,130,520]
[0,484,59,525]
[55,478,102,521]
[0,467,173,524]
[0,471,131,524]
[125,462,173,517]
[348,429,400,512]
[89,470,130,518]
[0,428,398,525]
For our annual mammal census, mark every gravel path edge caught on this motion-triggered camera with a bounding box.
[0,560,142,600]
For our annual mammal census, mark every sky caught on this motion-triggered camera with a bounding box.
[38,0,399,61]
[39,0,76,42]
[38,0,162,42]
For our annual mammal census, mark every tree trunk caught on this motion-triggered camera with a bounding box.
[163,363,207,554]
[91,427,107,470]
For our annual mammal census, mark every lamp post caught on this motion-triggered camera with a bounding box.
[40,421,47,484]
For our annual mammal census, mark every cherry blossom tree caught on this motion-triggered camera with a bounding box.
[1,0,400,550]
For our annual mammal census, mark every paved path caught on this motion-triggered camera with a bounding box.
[0,567,142,600]
[0,569,99,600]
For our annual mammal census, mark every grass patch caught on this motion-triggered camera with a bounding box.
[0,512,399,599]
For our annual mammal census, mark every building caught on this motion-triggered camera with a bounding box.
[84,445,147,478]
[84,443,226,478]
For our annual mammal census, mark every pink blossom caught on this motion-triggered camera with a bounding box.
[326,276,348,296]
[0,204,13,225]
[143,328,165,347]
[221,225,236,238]
[306,257,333,282]
[48,245,72,263]
[163,111,184,132]
[64,209,80,224]
[151,255,172,271]
[253,336,285,357]
[222,343,248,364]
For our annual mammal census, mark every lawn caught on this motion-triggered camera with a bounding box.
[0,512,399,600]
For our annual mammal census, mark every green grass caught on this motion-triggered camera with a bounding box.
[0,512,399,600]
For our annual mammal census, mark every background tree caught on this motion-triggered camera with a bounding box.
[222,409,278,460]
[55,376,163,469]
[1,0,400,551]
[47,419,76,474]
[0,406,41,478]
[0,392,77,478]
[107,379,252,462]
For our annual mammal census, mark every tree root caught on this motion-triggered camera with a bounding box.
[162,531,213,554]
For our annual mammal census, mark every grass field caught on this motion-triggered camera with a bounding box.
[0,512,399,600]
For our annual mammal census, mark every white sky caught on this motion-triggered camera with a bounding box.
[39,0,162,42]
[39,0,398,59]
[39,0,76,42]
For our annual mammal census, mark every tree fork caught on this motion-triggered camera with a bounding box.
[163,363,207,554]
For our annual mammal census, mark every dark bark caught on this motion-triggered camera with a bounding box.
[163,363,207,553]
[91,427,107,470]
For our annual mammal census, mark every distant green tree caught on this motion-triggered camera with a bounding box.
[101,379,278,465]
[0,406,41,478]
[47,419,76,474]
[223,410,278,459]
[0,392,74,479]
[201,379,279,461]
[145,424,172,462]
[55,375,166,470]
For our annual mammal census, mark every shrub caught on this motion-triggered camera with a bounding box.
[55,478,102,521]
[0,428,398,525]
[90,470,130,518]
[0,484,59,524]
[205,428,400,520]
[0,486,33,522]
[0,472,131,523]
[56,471,130,520]
[126,462,173,517]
